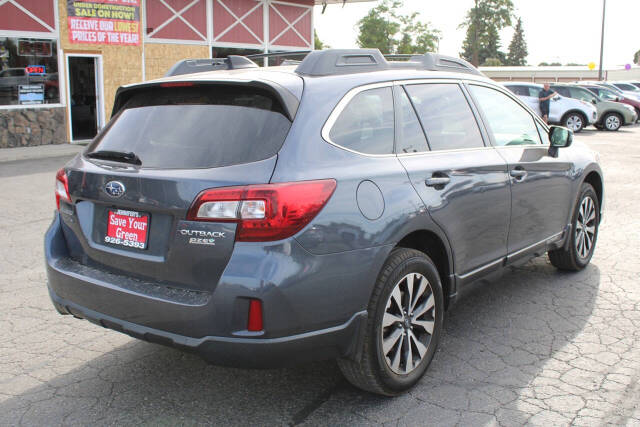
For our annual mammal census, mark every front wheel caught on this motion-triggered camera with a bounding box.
[563,112,586,133]
[548,183,600,271]
[337,248,444,396]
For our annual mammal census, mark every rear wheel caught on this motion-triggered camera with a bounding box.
[337,248,444,396]
[548,183,599,271]
[602,112,622,131]
[563,112,586,133]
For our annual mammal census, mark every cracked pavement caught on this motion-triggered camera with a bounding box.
[1,127,640,426]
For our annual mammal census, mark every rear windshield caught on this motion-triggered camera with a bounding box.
[86,85,291,169]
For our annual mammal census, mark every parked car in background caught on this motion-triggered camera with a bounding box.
[577,83,640,122]
[628,81,640,90]
[550,83,637,131]
[580,81,640,102]
[45,49,604,396]
[504,82,597,132]
[610,81,640,96]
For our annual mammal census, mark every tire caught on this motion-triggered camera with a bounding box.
[562,112,586,133]
[337,248,444,396]
[602,112,622,131]
[548,183,600,271]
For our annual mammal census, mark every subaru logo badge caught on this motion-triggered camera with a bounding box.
[105,181,125,198]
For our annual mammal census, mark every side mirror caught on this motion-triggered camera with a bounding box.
[591,99,597,104]
[552,96,560,101]
[616,97,621,101]
[548,126,573,157]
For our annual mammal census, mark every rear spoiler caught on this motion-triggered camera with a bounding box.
[111,79,300,122]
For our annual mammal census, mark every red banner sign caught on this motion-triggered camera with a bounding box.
[67,0,140,46]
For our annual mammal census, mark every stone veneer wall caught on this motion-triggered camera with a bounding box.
[0,108,67,148]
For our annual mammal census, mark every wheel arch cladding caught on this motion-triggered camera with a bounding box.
[584,171,603,218]
[395,230,452,309]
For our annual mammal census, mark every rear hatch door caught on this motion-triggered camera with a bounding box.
[60,82,295,292]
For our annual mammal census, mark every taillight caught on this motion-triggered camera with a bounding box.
[55,168,71,210]
[187,179,337,242]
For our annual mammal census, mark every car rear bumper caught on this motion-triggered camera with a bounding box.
[48,286,366,368]
[45,212,388,367]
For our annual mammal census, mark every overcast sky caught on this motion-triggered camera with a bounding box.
[313,0,639,67]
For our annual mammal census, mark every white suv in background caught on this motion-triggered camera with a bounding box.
[503,82,598,132]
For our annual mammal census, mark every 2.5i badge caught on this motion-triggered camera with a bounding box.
[179,229,226,246]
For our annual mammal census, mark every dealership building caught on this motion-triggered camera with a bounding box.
[0,0,370,147]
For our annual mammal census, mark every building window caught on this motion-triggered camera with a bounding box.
[0,37,60,106]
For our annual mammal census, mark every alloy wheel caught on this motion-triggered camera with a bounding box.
[566,115,583,132]
[381,273,435,375]
[575,196,597,259]
[605,115,621,130]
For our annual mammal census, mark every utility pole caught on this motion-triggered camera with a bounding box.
[472,0,479,67]
[598,0,606,81]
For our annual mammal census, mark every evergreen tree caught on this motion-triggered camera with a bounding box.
[314,30,328,50]
[634,49,640,65]
[506,17,528,66]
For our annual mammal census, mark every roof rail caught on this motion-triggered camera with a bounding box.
[165,55,258,77]
[294,49,483,77]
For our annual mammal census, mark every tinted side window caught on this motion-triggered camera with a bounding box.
[553,86,570,97]
[469,85,542,146]
[506,85,528,96]
[329,87,394,155]
[396,87,429,153]
[527,86,541,97]
[569,87,597,103]
[404,84,484,151]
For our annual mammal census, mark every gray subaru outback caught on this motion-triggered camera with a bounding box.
[46,49,603,395]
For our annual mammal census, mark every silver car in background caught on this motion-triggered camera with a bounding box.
[503,82,597,132]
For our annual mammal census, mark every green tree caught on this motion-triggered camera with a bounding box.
[314,30,328,50]
[356,0,440,54]
[538,62,549,66]
[459,0,514,66]
[634,49,640,65]
[506,17,527,66]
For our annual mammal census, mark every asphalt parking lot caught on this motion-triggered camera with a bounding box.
[1,125,640,426]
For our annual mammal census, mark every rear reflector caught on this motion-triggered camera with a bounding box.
[247,299,263,332]
[187,179,337,242]
[55,168,71,210]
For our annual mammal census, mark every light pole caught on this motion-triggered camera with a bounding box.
[598,0,606,81]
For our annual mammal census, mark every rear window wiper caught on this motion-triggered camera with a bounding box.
[86,150,142,165]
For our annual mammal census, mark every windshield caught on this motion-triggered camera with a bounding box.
[86,85,292,169]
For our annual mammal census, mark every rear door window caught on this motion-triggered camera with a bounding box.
[86,85,292,169]
[328,86,395,155]
[404,83,484,151]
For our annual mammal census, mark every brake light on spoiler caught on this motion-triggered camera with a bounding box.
[187,180,337,242]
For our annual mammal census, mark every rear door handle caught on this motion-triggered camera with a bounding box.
[425,176,450,187]
[510,168,527,179]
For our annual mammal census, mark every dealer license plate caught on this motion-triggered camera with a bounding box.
[105,209,149,249]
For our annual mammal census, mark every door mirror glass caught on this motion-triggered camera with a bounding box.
[591,98,597,104]
[549,126,573,147]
